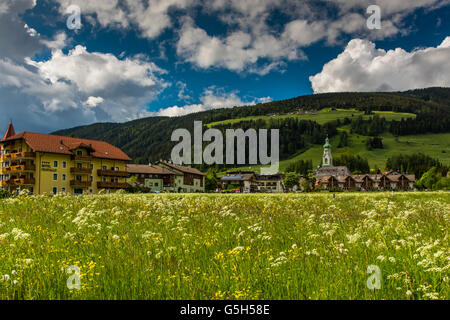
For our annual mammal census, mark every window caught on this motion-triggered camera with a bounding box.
[76,175,82,182]
[89,189,93,194]
[154,182,158,187]
[77,163,82,169]
[77,150,83,156]
[62,161,67,169]
[102,166,107,170]
[90,164,94,169]
[62,174,66,181]
[115,167,119,171]
[61,187,66,193]
[90,176,93,182]
[53,160,58,168]
[53,173,58,181]
[52,187,57,195]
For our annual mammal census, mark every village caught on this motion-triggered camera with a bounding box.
[0,123,416,196]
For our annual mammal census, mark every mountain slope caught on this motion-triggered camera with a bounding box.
[53,87,450,166]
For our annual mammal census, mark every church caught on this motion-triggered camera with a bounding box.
[314,137,415,191]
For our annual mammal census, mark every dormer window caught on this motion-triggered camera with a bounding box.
[76,150,83,156]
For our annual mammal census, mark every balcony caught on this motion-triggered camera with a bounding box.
[1,178,35,186]
[71,155,93,162]
[3,165,36,173]
[70,167,93,175]
[70,180,92,188]
[11,152,36,160]
[97,169,128,177]
[1,152,35,161]
[97,181,129,189]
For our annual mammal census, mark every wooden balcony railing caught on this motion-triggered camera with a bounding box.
[97,182,129,189]
[97,169,128,177]
[71,155,93,162]
[2,152,35,161]
[70,180,92,188]
[70,167,93,175]
[3,165,36,173]
[1,178,35,186]
[12,152,36,159]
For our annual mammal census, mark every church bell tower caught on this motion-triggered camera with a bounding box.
[322,136,333,167]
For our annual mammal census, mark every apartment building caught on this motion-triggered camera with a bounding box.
[0,123,131,195]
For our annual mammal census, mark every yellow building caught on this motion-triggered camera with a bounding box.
[0,123,131,195]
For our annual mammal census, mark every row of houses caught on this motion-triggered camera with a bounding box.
[313,137,416,191]
[0,123,205,195]
[220,172,285,193]
[315,172,415,191]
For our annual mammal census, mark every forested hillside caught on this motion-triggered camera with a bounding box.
[53,87,450,166]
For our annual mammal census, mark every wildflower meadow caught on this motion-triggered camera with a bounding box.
[0,192,448,300]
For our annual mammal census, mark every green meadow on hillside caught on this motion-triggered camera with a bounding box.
[227,132,450,174]
[211,109,449,174]
[207,109,416,127]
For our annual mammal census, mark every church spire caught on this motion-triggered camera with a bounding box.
[2,121,16,141]
[322,136,333,167]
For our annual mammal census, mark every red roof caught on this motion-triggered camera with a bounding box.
[158,161,206,176]
[127,164,179,175]
[2,122,16,141]
[2,131,131,161]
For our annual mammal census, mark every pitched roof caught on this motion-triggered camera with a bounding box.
[221,173,255,181]
[158,161,206,176]
[126,164,178,175]
[2,131,131,161]
[2,122,16,141]
[315,166,352,177]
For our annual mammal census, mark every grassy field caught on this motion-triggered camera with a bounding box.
[207,109,416,127]
[0,192,448,300]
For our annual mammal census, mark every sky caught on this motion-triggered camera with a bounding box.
[0,0,449,133]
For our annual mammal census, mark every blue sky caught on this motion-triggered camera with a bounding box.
[0,0,449,133]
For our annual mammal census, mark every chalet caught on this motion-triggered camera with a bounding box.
[220,171,285,193]
[220,172,257,193]
[126,164,178,192]
[156,161,206,193]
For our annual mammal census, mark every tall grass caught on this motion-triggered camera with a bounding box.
[0,192,448,300]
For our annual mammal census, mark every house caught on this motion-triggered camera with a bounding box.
[220,172,257,193]
[220,171,285,193]
[126,164,178,192]
[314,137,415,191]
[255,173,285,192]
[0,122,131,195]
[156,161,206,193]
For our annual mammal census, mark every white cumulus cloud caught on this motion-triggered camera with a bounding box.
[310,36,450,93]
[155,87,272,117]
